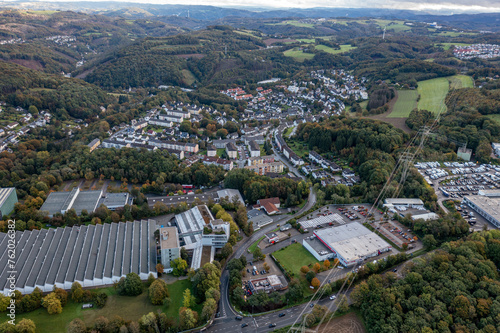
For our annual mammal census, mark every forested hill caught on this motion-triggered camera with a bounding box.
[0,61,110,120]
[80,26,280,89]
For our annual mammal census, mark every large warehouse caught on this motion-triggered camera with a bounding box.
[0,187,18,218]
[464,193,500,228]
[0,220,157,295]
[304,222,392,267]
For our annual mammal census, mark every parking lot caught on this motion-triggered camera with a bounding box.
[378,220,417,248]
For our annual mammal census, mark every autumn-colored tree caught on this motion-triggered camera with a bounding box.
[311,277,320,289]
[42,292,62,314]
[300,266,310,274]
[312,262,321,273]
[67,318,86,333]
[156,263,164,276]
[263,262,270,272]
[179,307,198,329]
[149,279,169,305]
[323,259,330,269]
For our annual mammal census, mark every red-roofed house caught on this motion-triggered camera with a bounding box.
[257,197,281,215]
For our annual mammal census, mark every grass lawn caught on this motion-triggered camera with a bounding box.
[286,140,309,158]
[486,114,500,126]
[315,44,357,54]
[388,90,418,118]
[216,148,226,158]
[449,74,474,89]
[283,126,295,138]
[435,42,470,51]
[249,236,265,253]
[181,69,197,86]
[275,20,315,28]
[273,243,319,276]
[283,48,315,62]
[297,38,315,43]
[417,77,450,114]
[7,280,198,332]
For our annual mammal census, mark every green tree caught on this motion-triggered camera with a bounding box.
[182,289,195,309]
[117,273,143,296]
[16,319,36,333]
[201,298,217,321]
[171,258,188,277]
[149,279,169,305]
[179,307,198,330]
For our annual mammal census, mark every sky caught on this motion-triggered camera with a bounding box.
[71,0,500,13]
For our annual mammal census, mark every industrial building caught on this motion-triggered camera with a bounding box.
[169,205,230,270]
[0,220,157,295]
[147,189,244,208]
[159,227,180,273]
[304,222,392,267]
[464,194,500,228]
[0,187,18,218]
[40,188,130,217]
[247,209,273,230]
[383,198,424,210]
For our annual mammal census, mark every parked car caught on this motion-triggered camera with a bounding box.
[310,303,314,308]
[329,295,336,300]
[279,313,286,317]
[241,323,248,328]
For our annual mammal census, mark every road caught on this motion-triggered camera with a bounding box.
[209,291,348,333]
[217,187,316,321]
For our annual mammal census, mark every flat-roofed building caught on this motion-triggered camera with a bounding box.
[0,219,157,295]
[0,187,18,218]
[307,222,392,267]
[159,227,180,272]
[383,198,424,210]
[102,192,131,210]
[464,195,500,228]
[40,188,102,217]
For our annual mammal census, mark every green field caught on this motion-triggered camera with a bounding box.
[449,74,474,89]
[486,114,500,126]
[388,90,418,118]
[436,42,471,51]
[283,48,315,61]
[315,44,357,54]
[275,20,315,28]
[273,243,320,276]
[181,69,197,86]
[7,280,197,333]
[297,38,315,43]
[437,31,478,37]
[283,126,295,138]
[287,140,309,158]
[417,77,450,114]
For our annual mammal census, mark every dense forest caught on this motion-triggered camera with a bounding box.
[0,61,110,120]
[293,118,436,207]
[352,229,500,333]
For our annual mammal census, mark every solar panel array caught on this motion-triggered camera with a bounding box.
[0,220,157,295]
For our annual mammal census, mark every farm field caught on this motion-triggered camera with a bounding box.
[283,48,315,61]
[316,311,367,333]
[449,74,474,89]
[274,20,315,28]
[436,42,471,50]
[417,77,450,114]
[388,90,418,118]
[315,44,357,54]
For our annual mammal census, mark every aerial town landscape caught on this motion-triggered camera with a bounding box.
[0,0,499,332]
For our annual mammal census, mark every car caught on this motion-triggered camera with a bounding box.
[310,303,314,308]
[247,268,250,273]
[235,316,243,320]
[278,313,286,317]
[329,295,336,300]
[241,323,248,328]
[269,323,277,328]
[392,269,397,272]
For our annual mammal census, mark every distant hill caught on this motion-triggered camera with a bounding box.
[2,2,499,31]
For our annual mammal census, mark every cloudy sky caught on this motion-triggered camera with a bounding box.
[88,0,500,13]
